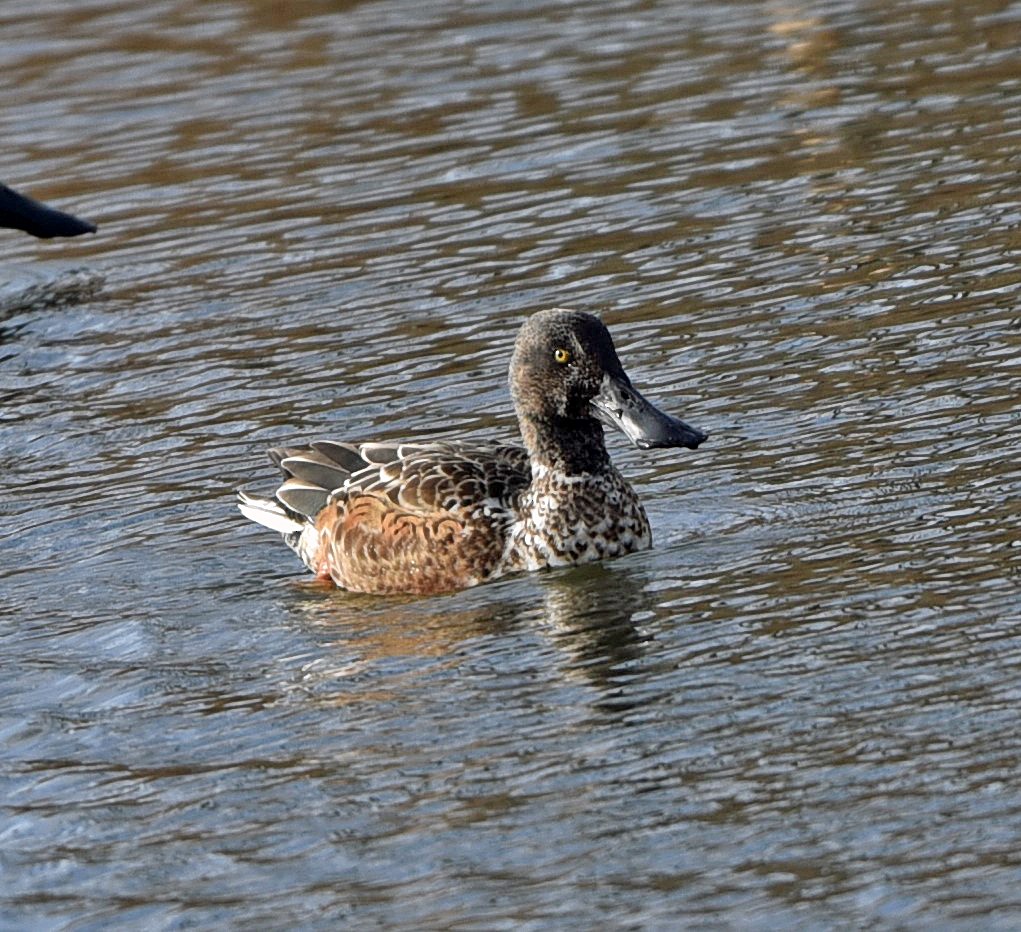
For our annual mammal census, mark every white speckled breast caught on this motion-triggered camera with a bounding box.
[502,465,652,573]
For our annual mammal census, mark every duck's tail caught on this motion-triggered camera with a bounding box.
[238,489,326,575]
[238,446,356,576]
[236,490,305,538]
[238,443,372,577]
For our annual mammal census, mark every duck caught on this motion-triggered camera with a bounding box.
[0,183,96,238]
[238,308,707,595]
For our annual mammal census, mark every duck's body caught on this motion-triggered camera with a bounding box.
[242,438,652,594]
[239,309,706,595]
[0,183,96,238]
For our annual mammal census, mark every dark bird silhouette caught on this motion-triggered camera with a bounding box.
[0,183,96,238]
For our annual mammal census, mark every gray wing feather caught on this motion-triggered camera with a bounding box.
[269,439,531,518]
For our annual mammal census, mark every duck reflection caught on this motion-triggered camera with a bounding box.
[280,581,530,705]
[539,563,649,681]
[535,563,657,713]
[282,561,656,713]
[0,267,104,320]
[767,3,842,110]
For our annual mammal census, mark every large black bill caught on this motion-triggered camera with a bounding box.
[589,374,707,450]
[0,183,97,239]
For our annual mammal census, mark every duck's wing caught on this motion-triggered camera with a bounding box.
[0,183,97,238]
[260,440,532,594]
[270,439,530,520]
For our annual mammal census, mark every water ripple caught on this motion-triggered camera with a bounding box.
[4,0,1021,927]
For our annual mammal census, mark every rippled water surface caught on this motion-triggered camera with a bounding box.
[3,0,1021,927]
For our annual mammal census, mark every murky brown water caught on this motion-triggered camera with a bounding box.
[3,0,1021,927]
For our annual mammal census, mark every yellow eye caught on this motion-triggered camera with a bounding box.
[554,348,571,364]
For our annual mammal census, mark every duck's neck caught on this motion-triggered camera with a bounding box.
[520,413,612,477]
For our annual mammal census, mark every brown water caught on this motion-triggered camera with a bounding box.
[3,0,1021,927]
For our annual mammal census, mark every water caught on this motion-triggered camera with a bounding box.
[3,0,1021,927]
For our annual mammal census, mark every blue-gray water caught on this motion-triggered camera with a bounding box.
[3,0,1021,927]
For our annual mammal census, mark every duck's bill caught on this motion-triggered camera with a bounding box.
[590,374,707,450]
[0,183,97,238]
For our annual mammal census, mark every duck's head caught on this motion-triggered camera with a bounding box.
[509,309,707,464]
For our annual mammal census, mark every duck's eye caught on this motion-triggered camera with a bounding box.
[553,348,571,365]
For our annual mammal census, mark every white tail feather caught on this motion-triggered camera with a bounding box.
[237,491,305,535]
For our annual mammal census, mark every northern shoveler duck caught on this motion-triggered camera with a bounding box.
[0,183,96,238]
[238,308,707,595]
